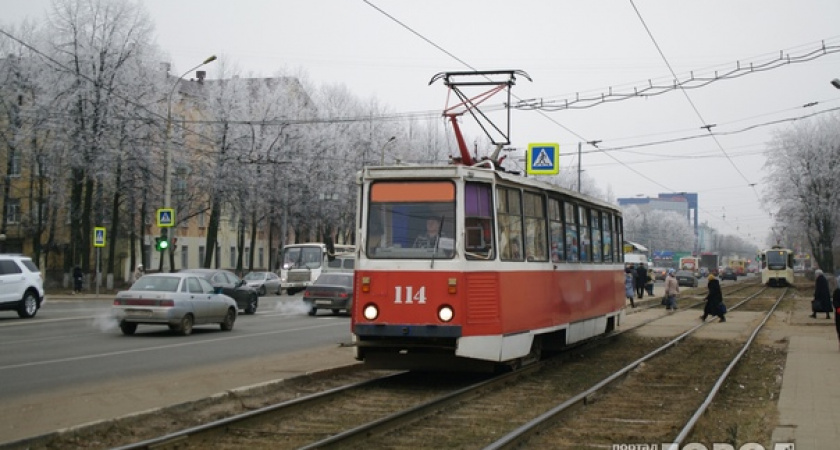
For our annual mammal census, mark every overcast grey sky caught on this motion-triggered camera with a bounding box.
[5,0,840,249]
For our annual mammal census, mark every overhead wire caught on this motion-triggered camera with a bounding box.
[360,0,788,242]
[629,0,755,189]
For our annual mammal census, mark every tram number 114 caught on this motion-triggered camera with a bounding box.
[393,286,427,304]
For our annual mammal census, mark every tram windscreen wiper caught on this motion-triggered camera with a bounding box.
[430,215,444,269]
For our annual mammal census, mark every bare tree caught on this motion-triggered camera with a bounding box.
[764,113,840,272]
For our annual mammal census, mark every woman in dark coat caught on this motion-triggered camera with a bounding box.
[833,276,840,351]
[810,270,831,319]
[701,272,726,322]
[72,265,83,294]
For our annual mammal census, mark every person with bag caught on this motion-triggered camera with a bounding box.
[701,270,726,322]
[810,269,831,319]
[664,268,679,311]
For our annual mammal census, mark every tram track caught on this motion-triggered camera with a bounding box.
[487,285,788,449]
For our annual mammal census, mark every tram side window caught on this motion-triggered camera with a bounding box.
[579,206,591,262]
[548,198,564,262]
[465,182,495,260]
[523,192,548,262]
[615,215,624,263]
[602,212,613,262]
[497,187,524,261]
[564,202,578,262]
[591,209,602,263]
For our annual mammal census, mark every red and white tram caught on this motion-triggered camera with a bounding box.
[350,164,626,371]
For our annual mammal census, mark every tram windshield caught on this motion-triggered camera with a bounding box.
[366,181,456,259]
[764,250,791,270]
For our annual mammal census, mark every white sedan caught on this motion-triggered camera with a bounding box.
[112,273,237,336]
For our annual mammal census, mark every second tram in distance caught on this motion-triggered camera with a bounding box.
[759,246,795,287]
[350,164,625,371]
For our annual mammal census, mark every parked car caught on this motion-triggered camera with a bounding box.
[675,270,698,288]
[0,254,45,318]
[112,273,237,336]
[302,272,354,316]
[720,267,738,281]
[179,268,259,314]
[243,271,282,296]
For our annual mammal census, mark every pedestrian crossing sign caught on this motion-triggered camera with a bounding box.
[157,208,175,227]
[526,143,559,175]
[93,227,106,247]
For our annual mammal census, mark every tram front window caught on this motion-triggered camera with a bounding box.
[367,181,456,259]
[765,251,787,270]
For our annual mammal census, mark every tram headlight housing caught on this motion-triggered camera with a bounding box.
[363,303,379,321]
[438,305,454,322]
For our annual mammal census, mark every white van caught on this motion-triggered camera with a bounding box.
[624,253,649,266]
[323,254,355,274]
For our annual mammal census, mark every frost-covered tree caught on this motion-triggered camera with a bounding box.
[0,21,54,259]
[764,113,840,272]
[42,0,157,275]
[622,205,695,254]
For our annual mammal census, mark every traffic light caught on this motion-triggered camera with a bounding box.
[155,234,169,252]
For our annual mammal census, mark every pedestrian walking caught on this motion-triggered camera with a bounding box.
[701,271,726,322]
[72,265,83,294]
[624,267,636,308]
[133,264,145,283]
[810,269,832,319]
[645,268,655,296]
[635,263,647,299]
[664,268,679,311]
[832,275,840,351]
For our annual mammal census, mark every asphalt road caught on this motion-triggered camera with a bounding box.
[0,292,357,444]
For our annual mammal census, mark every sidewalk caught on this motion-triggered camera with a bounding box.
[771,299,840,449]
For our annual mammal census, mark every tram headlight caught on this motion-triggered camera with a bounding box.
[438,305,454,322]
[363,303,379,321]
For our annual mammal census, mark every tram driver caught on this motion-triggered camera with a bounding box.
[414,217,443,248]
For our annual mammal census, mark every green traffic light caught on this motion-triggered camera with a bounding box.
[155,236,169,251]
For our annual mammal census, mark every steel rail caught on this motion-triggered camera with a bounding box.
[483,286,772,449]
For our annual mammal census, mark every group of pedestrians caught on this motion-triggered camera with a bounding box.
[811,269,840,351]
[624,263,654,308]
[624,263,727,322]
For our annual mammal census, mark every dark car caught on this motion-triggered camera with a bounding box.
[720,267,738,281]
[675,270,698,288]
[179,268,259,314]
[302,272,354,316]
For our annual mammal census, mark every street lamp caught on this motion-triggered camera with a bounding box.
[379,136,396,165]
[162,55,216,271]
